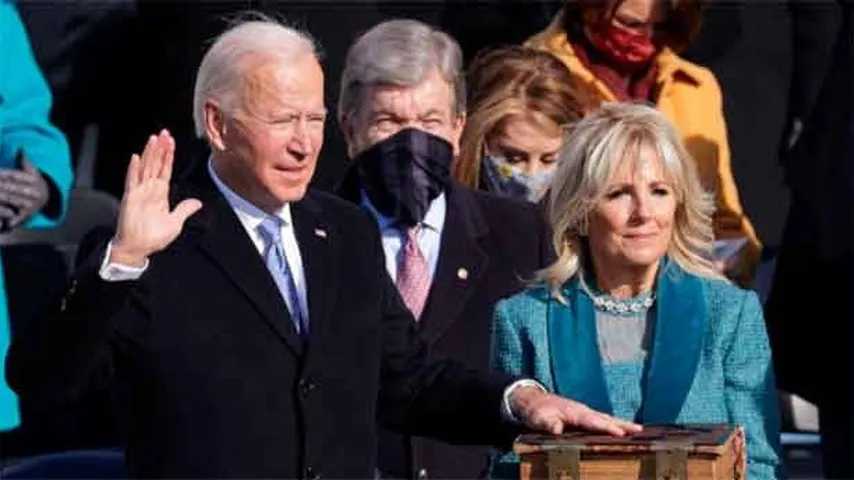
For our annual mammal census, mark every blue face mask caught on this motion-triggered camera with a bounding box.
[480,154,556,203]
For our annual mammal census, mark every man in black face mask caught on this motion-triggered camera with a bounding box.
[336,19,557,480]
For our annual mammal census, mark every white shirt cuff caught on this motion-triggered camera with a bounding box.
[99,240,149,281]
[501,379,547,423]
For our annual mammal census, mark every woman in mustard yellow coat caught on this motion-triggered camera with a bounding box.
[526,0,760,282]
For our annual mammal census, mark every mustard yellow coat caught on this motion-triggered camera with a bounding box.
[526,10,761,280]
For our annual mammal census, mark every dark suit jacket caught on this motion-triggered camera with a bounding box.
[337,170,553,479]
[767,0,854,403]
[764,5,854,476]
[766,2,854,404]
[683,1,841,248]
[6,166,515,478]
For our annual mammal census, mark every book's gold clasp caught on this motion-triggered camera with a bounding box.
[547,446,581,480]
[651,440,691,480]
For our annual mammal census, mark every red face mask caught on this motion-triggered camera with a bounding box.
[585,22,658,69]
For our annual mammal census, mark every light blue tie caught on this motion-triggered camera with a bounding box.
[258,216,308,336]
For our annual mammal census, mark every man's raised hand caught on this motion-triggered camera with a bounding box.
[110,130,202,267]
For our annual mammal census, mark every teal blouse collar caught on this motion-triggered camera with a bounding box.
[547,259,708,422]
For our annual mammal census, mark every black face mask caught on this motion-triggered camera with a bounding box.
[355,128,453,227]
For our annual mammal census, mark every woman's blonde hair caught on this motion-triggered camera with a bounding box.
[454,46,590,189]
[538,102,721,301]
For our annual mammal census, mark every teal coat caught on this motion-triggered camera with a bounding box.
[0,0,73,431]
[490,261,782,479]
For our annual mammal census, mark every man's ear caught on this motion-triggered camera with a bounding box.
[204,101,228,152]
[340,113,357,160]
[450,113,466,158]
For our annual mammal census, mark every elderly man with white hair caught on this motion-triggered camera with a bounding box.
[7,16,639,479]
[334,19,575,479]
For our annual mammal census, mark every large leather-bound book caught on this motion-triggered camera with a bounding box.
[513,424,745,480]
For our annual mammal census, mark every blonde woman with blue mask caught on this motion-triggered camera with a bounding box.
[454,46,590,203]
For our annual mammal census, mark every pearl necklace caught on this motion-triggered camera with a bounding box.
[578,274,656,315]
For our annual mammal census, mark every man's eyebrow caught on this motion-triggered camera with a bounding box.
[274,105,328,114]
[369,108,401,119]
[418,108,447,118]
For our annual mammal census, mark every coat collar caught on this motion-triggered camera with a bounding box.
[177,166,331,358]
[526,7,705,100]
[547,259,707,421]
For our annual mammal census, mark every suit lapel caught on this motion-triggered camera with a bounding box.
[548,281,614,414]
[290,197,332,361]
[640,262,707,423]
[185,169,305,356]
[419,185,489,345]
[335,172,491,345]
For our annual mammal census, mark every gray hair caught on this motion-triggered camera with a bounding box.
[337,19,465,124]
[538,102,722,302]
[192,14,320,139]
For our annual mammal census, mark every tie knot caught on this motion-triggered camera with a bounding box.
[258,216,284,243]
[403,224,421,243]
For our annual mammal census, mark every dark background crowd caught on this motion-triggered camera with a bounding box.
[12,0,842,248]
[1,1,852,478]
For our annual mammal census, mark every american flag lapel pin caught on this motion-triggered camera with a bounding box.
[457,267,469,280]
[314,228,327,239]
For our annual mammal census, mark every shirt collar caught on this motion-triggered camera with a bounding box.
[207,158,292,230]
[359,190,446,233]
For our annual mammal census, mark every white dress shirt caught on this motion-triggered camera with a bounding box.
[100,160,309,324]
[359,191,446,284]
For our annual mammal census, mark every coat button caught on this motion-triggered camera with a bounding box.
[305,466,321,480]
[299,378,317,397]
[417,468,428,479]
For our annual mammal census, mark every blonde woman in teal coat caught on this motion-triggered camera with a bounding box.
[0,0,73,431]
[490,103,781,479]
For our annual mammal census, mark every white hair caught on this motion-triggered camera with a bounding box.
[538,102,722,302]
[192,15,320,139]
[337,19,465,125]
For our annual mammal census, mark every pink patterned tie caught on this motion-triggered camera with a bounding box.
[396,226,431,320]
